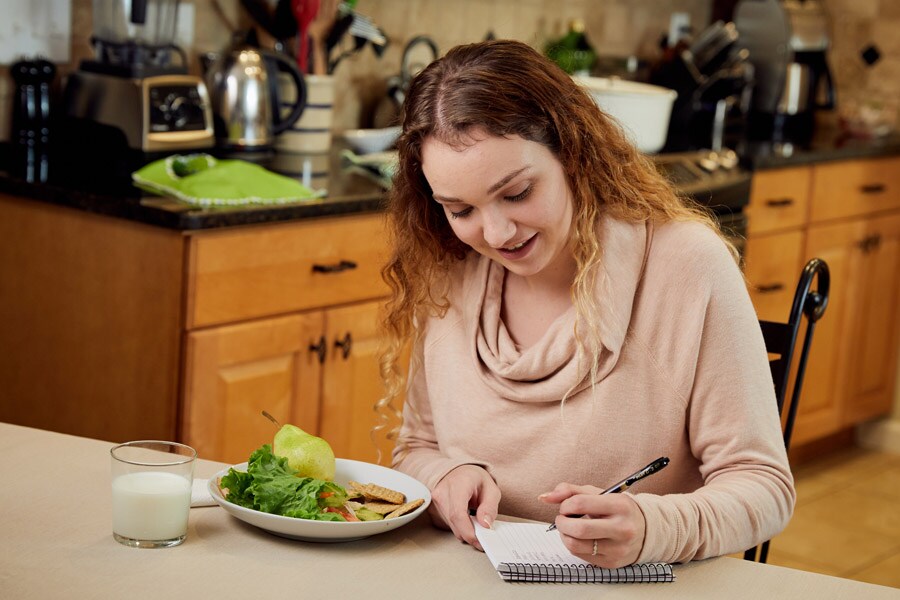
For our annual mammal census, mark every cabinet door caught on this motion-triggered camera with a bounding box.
[795,221,860,444]
[801,213,900,443]
[182,312,325,464]
[841,212,900,423]
[744,230,805,322]
[319,301,400,465]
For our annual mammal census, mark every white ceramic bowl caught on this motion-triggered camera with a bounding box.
[342,126,402,155]
[209,458,431,542]
[575,76,677,154]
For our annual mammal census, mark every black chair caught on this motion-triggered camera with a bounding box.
[743,258,830,564]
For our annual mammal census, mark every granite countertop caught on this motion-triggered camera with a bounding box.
[3,127,900,231]
[0,142,389,230]
[737,128,900,170]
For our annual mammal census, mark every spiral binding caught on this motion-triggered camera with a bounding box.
[497,561,675,583]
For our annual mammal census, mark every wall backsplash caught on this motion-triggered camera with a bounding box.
[1,0,897,138]
[16,0,713,132]
[819,0,900,131]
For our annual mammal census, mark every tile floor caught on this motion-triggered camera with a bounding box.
[734,445,900,588]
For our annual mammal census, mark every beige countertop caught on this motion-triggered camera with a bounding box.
[2,422,897,599]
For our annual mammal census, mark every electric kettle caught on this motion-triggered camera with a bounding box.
[205,39,307,150]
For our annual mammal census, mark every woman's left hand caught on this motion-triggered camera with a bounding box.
[539,483,646,568]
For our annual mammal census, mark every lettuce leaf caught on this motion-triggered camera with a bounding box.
[220,445,349,521]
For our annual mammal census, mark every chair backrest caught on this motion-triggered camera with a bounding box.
[743,258,830,563]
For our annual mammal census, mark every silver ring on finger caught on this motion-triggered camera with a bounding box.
[592,539,598,556]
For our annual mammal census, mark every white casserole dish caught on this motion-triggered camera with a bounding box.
[575,76,677,154]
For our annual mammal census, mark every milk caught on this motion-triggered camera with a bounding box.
[112,471,192,541]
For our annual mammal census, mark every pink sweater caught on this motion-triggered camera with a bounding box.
[392,216,795,564]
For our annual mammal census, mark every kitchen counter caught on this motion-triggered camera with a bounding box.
[0,142,388,230]
[3,129,900,231]
[738,129,900,171]
[3,421,898,599]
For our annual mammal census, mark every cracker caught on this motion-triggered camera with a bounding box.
[351,482,405,505]
[385,498,425,519]
[363,501,403,515]
[345,482,366,500]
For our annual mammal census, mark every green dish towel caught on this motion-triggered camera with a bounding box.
[132,154,325,207]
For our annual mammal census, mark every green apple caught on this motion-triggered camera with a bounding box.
[273,424,336,480]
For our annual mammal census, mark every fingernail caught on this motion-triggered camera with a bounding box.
[538,493,549,500]
[483,516,492,529]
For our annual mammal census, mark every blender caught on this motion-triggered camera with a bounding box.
[63,0,213,153]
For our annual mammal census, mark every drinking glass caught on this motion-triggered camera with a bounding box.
[110,440,196,548]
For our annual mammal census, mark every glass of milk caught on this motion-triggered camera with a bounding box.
[110,441,197,548]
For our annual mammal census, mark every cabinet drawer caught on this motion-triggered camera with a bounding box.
[744,230,805,323]
[187,213,389,328]
[810,156,900,223]
[746,166,811,235]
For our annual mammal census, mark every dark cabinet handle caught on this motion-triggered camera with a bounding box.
[309,335,326,363]
[765,198,794,207]
[334,332,352,359]
[756,283,785,293]
[857,234,882,253]
[860,183,886,194]
[312,260,358,274]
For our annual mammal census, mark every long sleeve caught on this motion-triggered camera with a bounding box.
[631,225,795,563]
[391,335,493,489]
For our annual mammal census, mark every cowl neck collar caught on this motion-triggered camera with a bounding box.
[463,217,650,403]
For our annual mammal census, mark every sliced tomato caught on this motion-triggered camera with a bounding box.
[323,506,359,522]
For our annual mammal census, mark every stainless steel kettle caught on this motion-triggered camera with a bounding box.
[205,42,306,150]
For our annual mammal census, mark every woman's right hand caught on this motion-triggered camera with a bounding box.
[428,464,501,550]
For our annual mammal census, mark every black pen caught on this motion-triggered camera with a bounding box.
[546,457,670,532]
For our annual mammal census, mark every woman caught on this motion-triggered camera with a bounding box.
[377,39,793,568]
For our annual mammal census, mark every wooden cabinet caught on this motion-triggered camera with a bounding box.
[180,212,400,465]
[319,301,400,466]
[745,165,811,236]
[0,194,185,443]
[745,157,900,447]
[744,166,810,322]
[803,212,900,440]
[744,230,805,323]
[181,311,325,464]
[0,196,400,464]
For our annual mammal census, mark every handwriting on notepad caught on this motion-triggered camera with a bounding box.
[493,521,591,565]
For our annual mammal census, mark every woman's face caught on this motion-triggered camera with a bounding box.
[421,129,575,281]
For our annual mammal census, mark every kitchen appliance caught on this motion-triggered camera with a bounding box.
[204,37,307,151]
[10,58,56,182]
[649,20,755,152]
[62,0,214,153]
[734,0,836,142]
[653,149,751,259]
[576,76,677,154]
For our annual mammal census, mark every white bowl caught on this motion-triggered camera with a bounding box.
[208,458,431,542]
[575,76,677,154]
[342,126,402,155]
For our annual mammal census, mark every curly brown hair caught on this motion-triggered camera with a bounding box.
[376,39,729,440]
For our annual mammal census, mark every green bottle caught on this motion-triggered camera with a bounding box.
[544,19,597,75]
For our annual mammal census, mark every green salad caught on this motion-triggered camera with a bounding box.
[220,445,352,521]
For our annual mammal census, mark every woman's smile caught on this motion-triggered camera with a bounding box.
[497,233,536,259]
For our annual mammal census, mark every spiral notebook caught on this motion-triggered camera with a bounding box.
[473,518,674,583]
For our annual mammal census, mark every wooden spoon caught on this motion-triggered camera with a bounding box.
[307,0,338,75]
